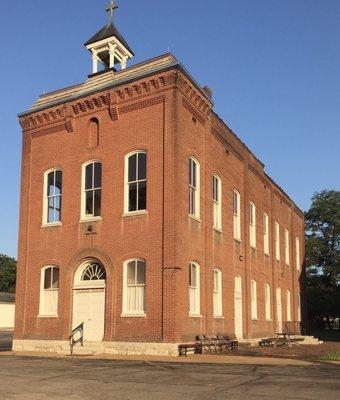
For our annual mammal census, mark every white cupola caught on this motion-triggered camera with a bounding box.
[84,0,134,74]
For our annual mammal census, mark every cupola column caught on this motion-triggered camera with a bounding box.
[109,43,117,69]
[92,49,99,74]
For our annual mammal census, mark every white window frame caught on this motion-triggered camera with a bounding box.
[297,293,301,322]
[212,175,222,230]
[287,290,292,321]
[263,213,269,255]
[296,237,301,270]
[275,221,280,260]
[233,190,241,240]
[39,266,59,317]
[189,262,200,316]
[265,283,271,320]
[122,258,146,316]
[42,168,62,226]
[213,269,222,317]
[189,157,200,219]
[249,202,256,248]
[285,229,290,265]
[81,160,102,221]
[250,279,258,320]
[124,150,147,215]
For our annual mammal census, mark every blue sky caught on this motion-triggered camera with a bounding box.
[0,0,339,258]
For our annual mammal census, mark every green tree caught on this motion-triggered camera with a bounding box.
[0,254,17,293]
[305,190,340,329]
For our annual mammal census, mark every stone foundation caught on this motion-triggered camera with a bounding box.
[13,340,180,356]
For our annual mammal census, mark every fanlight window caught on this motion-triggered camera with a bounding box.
[81,263,106,281]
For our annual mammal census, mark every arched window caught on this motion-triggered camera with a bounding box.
[39,266,59,316]
[286,290,292,321]
[265,283,271,320]
[296,237,301,270]
[249,202,256,248]
[250,279,258,320]
[81,161,102,219]
[81,262,106,281]
[124,151,147,213]
[88,118,99,148]
[233,190,241,240]
[123,259,146,315]
[275,221,280,260]
[189,262,200,315]
[212,175,222,230]
[189,157,200,219]
[263,213,269,255]
[297,293,301,322]
[43,169,62,225]
[285,229,290,265]
[213,269,222,317]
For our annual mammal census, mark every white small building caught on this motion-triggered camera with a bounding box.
[0,293,15,330]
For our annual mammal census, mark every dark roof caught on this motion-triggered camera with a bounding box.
[84,22,134,55]
[0,292,15,303]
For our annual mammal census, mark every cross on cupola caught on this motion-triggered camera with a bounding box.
[84,0,134,74]
[106,0,118,22]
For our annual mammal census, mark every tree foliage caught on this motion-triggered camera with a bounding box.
[305,190,340,329]
[0,254,17,293]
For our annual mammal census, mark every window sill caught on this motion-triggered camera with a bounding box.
[41,222,62,228]
[121,313,146,318]
[233,238,242,243]
[275,258,281,262]
[189,314,203,319]
[79,217,102,223]
[188,215,201,223]
[264,252,270,257]
[266,319,273,322]
[213,227,223,234]
[213,316,224,319]
[251,318,259,321]
[37,314,58,319]
[122,210,148,218]
[250,246,257,251]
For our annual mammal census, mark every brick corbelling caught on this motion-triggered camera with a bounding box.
[19,106,66,132]
[182,97,207,125]
[119,96,165,115]
[72,94,110,115]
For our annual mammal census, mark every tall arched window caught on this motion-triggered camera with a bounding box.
[265,283,271,320]
[123,259,146,315]
[39,266,59,316]
[275,221,280,260]
[286,290,292,321]
[213,269,222,317]
[249,202,256,248]
[250,279,258,320]
[233,190,241,240]
[212,175,222,230]
[296,237,301,270]
[125,151,147,213]
[285,229,290,265]
[43,169,62,225]
[189,262,200,315]
[263,213,269,255]
[189,157,200,219]
[82,161,102,219]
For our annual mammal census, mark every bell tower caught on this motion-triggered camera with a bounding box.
[84,0,134,74]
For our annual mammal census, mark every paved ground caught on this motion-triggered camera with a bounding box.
[0,354,339,400]
[0,331,13,352]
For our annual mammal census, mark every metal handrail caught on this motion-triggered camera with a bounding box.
[69,322,84,355]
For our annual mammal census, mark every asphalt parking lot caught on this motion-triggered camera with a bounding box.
[0,355,339,400]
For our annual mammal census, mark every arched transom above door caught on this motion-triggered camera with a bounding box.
[73,260,106,289]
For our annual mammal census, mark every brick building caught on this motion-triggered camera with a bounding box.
[13,2,305,355]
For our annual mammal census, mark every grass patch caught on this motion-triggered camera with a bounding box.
[318,350,340,361]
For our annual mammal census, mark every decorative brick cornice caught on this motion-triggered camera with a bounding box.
[182,97,207,125]
[72,94,110,115]
[19,106,66,132]
[177,73,211,120]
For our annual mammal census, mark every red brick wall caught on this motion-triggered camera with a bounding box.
[15,67,305,343]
